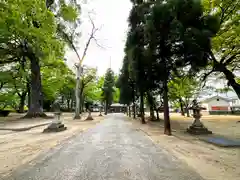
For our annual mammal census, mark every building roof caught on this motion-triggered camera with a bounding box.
[201,95,230,103]
[229,96,239,101]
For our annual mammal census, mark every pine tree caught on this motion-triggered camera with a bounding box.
[102,68,115,115]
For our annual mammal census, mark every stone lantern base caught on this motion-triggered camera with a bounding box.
[187,122,212,135]
[43,121,67,133]
[43,113,67,133]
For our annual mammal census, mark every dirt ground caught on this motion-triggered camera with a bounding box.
[169,113,240,139]
[0,112,104,177]
[130,113,240,180]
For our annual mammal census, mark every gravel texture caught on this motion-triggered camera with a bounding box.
[3,114,203,180]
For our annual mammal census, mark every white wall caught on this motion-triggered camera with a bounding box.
[206,98,230,111]
[231,99,240,106]
[200,103,210,115]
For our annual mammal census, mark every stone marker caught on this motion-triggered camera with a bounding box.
[43,101,67,133]
[187,99,212,135]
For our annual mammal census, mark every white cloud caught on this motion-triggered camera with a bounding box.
[65,0,132,76]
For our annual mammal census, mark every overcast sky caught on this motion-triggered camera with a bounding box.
[65,0,132,76]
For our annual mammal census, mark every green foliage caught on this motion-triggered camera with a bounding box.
[113,87,120,103]
[168,75,201,108]
[60,4,78,22]
[0,0,83,114]
[42,61,69,101]
[102,68,115,107]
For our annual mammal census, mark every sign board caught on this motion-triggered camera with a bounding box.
[211,106,228,111]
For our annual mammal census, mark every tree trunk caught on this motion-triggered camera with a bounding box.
[132,84,136,119]
[85,109,94,120]
[23,54,46,118]
[128,106,131,117]
[67,99,70,111]
[163,77,171,135]
[150,105,156,121]
[179,98,185,116]
[156,109,160,120]
[19,92,27,113]
[186,108,190,117]
[147,91,156,121]
[211,53,240,99]
[133,104,136,118]
[104,101,108,115]
[222,66,240,99]
[70,99,74,112]
[99,106,103,116]
[74,66,81,119]
[82,95,85,112]
[79,93,83,113]
[140,90,146,124]
[27,82,31,109]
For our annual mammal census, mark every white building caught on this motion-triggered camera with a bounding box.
[229,97,240,112]
[200,95,231,115]
[230,97,240,106]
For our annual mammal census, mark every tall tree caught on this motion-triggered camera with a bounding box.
[102,68,115,115]
[0,0,81,117]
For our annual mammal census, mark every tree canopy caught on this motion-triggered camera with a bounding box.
[118,0,222,135]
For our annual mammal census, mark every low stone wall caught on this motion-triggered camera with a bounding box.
[209,111,231,115]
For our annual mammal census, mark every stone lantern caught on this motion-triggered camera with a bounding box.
[43,101,67,133]
[187,99,212,135]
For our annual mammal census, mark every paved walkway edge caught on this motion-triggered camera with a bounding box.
[0,123,50,131]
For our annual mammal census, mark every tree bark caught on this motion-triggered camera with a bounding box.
[186,108,190,117]
[128,106,131,117]
[140,90,146,124]
[99,105,103,116]
[23,53,47,118]
[210,52,240,99]
[150,105,156,121]
[156,109,160,120]
[222,67,240,99]
[147,91,156,121]
[70,99,74,111]
[104,100,108,115]
[132,84,136,119]
[163,77,171,135]
[74,66,81,119]
[67,99,70,111]
[132,104,136,118]
[27,81,31,109]
[18,92,27,113]
[82,95,85,112]
[179,98,185,116]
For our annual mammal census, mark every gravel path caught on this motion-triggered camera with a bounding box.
[3,114,204,180]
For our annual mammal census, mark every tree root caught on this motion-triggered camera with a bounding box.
[85,115,94,120]
[21,112,53,119]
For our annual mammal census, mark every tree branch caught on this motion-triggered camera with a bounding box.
[0,82,5,90]
[200,68,215,88]
[220,46,236,64]
[11,75,22,97]
[223,53,239,66]
[79,15,99,64]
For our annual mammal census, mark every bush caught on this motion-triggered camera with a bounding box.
[0,110,10,117]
